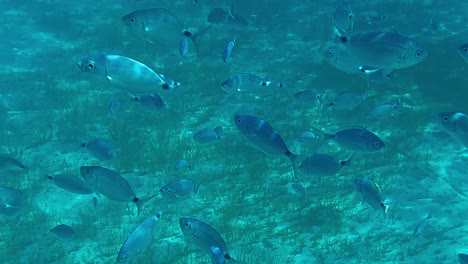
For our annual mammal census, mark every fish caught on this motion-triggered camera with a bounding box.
[322,45,393,83]
[82,139,116,161]
[50,224,74,240]
[0,187,24,216]
[322,92,365,110]
[234,114,298,177]
[358,10,387,25]
[222,38,235,62]
[79,166,155,215]
[221,73,284,94]
[179,37,189,55]
[108,99,121,114]
[459,253,468,264]
[122,8,201,53]
[173,159,191,172]
[338,31,427,71]
[293,90,321,104]
[290,183,306,197]
[312,127,385,152]
[299,153,352,178]
[207,5,250,28]
[131,94,165,113]
[0,156,27,173]
[179,217,232,260]
[47,174,93,195]
[332,4,354,35]
[211,246,227,264]
[413,213,432,238]
[117,210,162,263]
[298,130,319,142]
[438,112,468,147]
[76,54,179,91]
[159,179,199,201]
[457,42,468,63]
[193,126,223,144]
[354,177,387,215]
[367,100,402,119]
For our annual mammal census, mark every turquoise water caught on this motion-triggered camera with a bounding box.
[1,0,468,263]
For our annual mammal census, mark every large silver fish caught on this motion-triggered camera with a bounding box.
[117,211,162,263]
[0,156,27,173]
[79,166,155,215]
[122,8,205,54]
[221,73,284,94]
[438,111,468,147]
[159,179,198,201]
[47,174,93,195]
[322,45,393,83]
[82,139,116,161]
[355,177,386,215]
[0,187,24,216]
[332,4,354,35]
[233,114,298,176]
[339,31,427,70]
[313,126,384,152]
[299,153,352,178]
[76,54,180,91]
[179,217,232,260]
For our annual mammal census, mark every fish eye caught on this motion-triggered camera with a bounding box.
[129,18,135,23]
[166,188,171,193]
[327,50,333,55]
[443,115,449,121]
[236,119,241,123]
[464,47,468,52]
[87,62,95,69]
[227,83,232,87]
[415,50,424,57]
[261,82,267,86]
[374,142,380,146]
[348,14,353,20]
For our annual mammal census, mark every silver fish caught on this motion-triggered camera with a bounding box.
[332,5,354,35]
[117,211,162,263]
[79,166,155,215]
[438,112,468,147]
[368,100,401,119]
[82,139,116,161]
[293,90,321,104]
[76,54,179,91]
[458,43,468,63]
[298,130,319,142]
[413,213,432,238]
[355,177,387,214]
[159,179,198,201]
[122,8,199,49]
[50,224,74,240]
[0,187,24,216]
[459,253,468,264]
[179,218,231,259]
[193,126,223,144]
[0,156,26,173]
[313,126,385,152]
[131,94,164,113]
[108,99,121,114]
[221,73,284,94]
[222,38,235,62]
[322,45,393,83]
[173,159,191,172]
[207,5,250,28]
[299,153,352,177]
[234,114,297,174]
[211,246,227,264]
[323,92,365,110]
[339,31,427,70]
[179,37,189,55]
[47,174,93,195]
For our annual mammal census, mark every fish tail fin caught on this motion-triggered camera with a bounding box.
[185,26,211,57]
[343,152,355,167]
[135,194,157,215]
